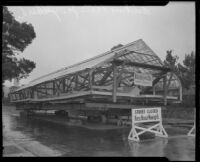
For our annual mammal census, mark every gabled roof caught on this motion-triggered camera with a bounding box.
[15,39,166,91]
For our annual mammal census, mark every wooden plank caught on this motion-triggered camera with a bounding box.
[85,102,166,109]
[49,98,85,104]
[91,85,112,91]
[91,91,177,99]
[11,90,177,103]
[31,91,91,102]
[11,98,31,103]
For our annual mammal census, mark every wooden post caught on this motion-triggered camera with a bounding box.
[171,73,182,102]
[53,80,55,95]
[75,75,78,90]
[45,83,47,96]
[176,76,183,102]
[31,88,33,98]
[163,75,167,106]
[88,69,93,90]
[63,78,65,92]
[113,63,117,103]
[153,85,156,95]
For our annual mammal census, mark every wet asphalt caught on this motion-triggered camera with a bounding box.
[2,105,195,160]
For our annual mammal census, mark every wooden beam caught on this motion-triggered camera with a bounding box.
[93,66,113,75]
[85,102,165,109]
[91,85,112,91]
[36,87,54,90]
[113,59,170,72]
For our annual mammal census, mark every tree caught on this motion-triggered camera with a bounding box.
[163,50,179,88]
[164,50,179,68]
[178,51,195,89]
[164,50,195,89]
[2,6,36,85]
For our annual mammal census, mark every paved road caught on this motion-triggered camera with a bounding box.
[2,105,196,160]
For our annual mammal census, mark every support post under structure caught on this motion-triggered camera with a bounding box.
[188,109,196,137]
[128,107,168,142]
[89,69,93,91]
[163,75,167,106]
[177,76,183,102]
[112,63,118,103]
[153,85,156,95]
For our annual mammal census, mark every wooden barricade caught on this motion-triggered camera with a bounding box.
[128,107,168,142]
[187,109,196,137]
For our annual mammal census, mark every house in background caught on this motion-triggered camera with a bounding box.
[3,86,10,98]
[3,78,20,99]
[149,73,195,107]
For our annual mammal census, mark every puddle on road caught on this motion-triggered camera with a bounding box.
[2,109,195,159]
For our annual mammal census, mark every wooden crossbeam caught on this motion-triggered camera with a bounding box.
[54,80,62,96]
[78,73,89,81]
[113,59,170,71]
[65,76,75,92]
[99,69,113,85]
[36,87,54,90]
[93,66,112,75]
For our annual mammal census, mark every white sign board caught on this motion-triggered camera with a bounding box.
[134,72,152,87]
[132,107,161,123]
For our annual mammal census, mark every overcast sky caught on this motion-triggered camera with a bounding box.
[5,2,195,87]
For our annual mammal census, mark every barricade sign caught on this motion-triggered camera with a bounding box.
[187,109,195,137]
[128,107,168,142]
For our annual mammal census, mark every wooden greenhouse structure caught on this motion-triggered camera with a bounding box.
[9,39,182,121]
